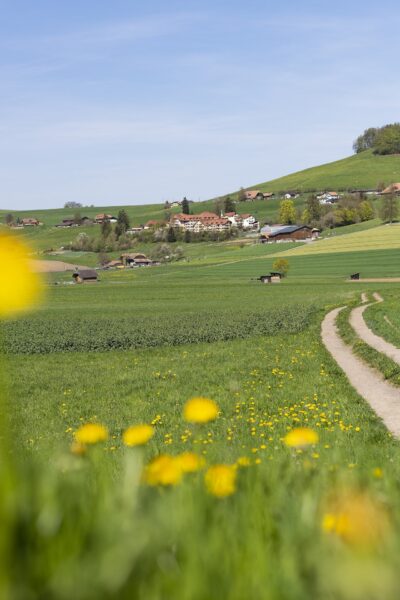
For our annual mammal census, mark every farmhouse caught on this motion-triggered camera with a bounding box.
[55,219,79,228]
[95,213,117,224]
[382,183,400,195]
[244,190,273,201]
[144,220,165,229]
[260,225,318,242]
[126,226,144,234]
[103,260,124,269]
[120,253,153,266]
[55,216,93,228]
[241,213,260,231]
[224,212,258,229]
[72,269,98,283]
[21,217,41,226]
[317,192,340,204]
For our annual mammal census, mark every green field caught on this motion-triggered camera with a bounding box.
[4,222,400,599]
[270,223,400,258]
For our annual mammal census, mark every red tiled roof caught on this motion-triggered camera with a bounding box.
[382,183,400,194]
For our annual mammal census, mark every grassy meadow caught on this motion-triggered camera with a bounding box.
[3,224,400,599]
[364,291,400,348]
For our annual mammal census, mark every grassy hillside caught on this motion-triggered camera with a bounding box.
[236,150,400,194]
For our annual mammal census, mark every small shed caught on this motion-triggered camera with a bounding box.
[72,269,98,284]
[350,273,360,280]
[257,274,281,284]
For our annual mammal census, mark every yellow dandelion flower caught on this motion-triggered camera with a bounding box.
[175,452,206,473]
[322,492,390,547]
[143,455,182,486]
[204,464,237,498]
[236,456,251,467]
[123,424,154,447]
[373,467,383,479]
[183,397,219,424]
[75,423,108,445]
[284,427,319,449]
[0,233,42,317]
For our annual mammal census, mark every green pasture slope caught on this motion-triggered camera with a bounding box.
[229,150,400,196]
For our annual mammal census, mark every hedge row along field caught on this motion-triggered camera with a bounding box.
[3,304,315,354]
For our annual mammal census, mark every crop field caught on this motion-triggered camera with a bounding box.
[271,223,400,257]
[3,231,400,599]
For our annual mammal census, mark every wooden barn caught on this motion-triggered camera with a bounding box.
[260,225,318,243]
[72,269,98,284]
[120,253,152,266]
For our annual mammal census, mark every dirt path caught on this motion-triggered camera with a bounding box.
[349,294,400,366]
[321,307,400,437]
[30,260,90,273]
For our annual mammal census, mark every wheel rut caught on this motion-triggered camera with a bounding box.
[321,305,400,437]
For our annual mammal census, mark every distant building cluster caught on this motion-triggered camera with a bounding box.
[169,211,259,232]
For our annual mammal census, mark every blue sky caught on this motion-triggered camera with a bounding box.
[1,0,399,210]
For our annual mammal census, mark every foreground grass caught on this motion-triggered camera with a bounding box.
[4,319,400,599]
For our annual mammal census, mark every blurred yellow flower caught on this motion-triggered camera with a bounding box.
[75,423,108,445]
[284,427,319,448]
[0,233,42,317]
[236,456,251,467]
[176,452,205,473]
[143,454,182,486]
[205,465,237,498]
[322,492,390,547]
[184,397,219,423]
[123,424,154,447]
[373,467,383,479]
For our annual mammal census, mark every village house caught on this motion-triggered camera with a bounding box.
[143,220,165,230]
[244,190,273,201]
[260,225,319,243]
[21,217,41,226]
[382,183,400,195]
[221,211,259,230]
[103,259,124,269]
[241,213,260,231]
[317,192,340,204]
[95,213,117,224]
[126,226,144,234]
[55,216,93,228]
[55,218,80,228]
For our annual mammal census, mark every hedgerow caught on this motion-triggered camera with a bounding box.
[3,304,315,354]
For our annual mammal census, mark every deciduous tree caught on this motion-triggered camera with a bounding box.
[279,199,296,224]
[380,194,399,223]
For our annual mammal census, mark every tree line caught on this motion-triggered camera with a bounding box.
[353,123,400,155]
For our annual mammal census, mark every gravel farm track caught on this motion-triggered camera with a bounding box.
[322,296,400,437]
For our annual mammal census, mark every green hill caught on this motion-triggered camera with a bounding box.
[2,149,399,256]
[235,150,400,195]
